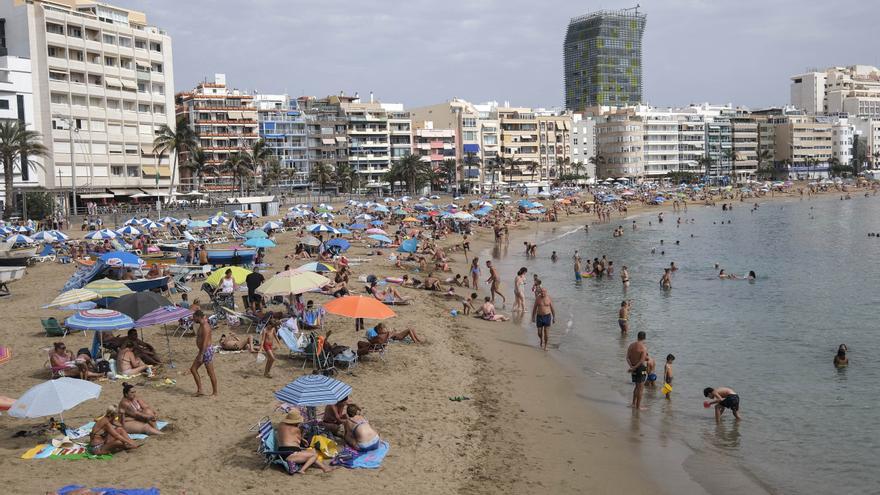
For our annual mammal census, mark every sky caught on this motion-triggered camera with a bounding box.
[114,0,880,109]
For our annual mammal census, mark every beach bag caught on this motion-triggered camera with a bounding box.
[95,360,111,374]
[309,435,339,461]
[226,314,240,327]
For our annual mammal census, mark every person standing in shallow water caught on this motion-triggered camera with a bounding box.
[531,286,555,351]
[834,344,849,367]
[618,300,630,334]
[659,268,672,289]
[627,331,649,410]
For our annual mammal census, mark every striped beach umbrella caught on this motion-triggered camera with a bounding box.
[262,221,283,231]
[294,261,336,273]
[15,225,32,233]
[206,217,224,227]
[306,224,338,234]
[158,216,179,224]
[0,226,13,235]
[4,234,34,244]
[0,345,11,366]
[49,230,70,241]
[274,374,352,407]
[84,229,117,240]
[32,231,60,242]
[45,289,100,309]
[142,221,161,230]
[134,305,192,329]
[84,279,134,298]
[115,225,142,236]
[65,309,134,332]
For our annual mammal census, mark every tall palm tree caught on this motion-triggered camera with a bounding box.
[756,149,773,180]
[222,152,251,195]
[179,147,216,192]
[525,161,540,180]
[557,157,571,181]
[333,162,355,193]
[588,154,605,180]
[244,139,271,188]
[697,156,715,181]
[440,159,457,192]
[0,121,48,219]
[387,154,428,195]
[310,161,333,193]
[263,156,283,189]
[462,152,480,193]
[723,149,737,182]
[153,116,197,197]
[484,157,501,192]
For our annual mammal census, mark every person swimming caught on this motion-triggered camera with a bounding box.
[834,344,849,367]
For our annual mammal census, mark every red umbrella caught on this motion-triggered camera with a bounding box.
[0,345,10,366]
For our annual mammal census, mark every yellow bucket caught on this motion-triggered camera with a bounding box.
[662,383,673,395]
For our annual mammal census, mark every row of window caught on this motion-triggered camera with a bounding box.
[51,118,163,136]
[49,70,164,94]
[47,45,164,74]
[50,92,165,114]
[46,22,162,52]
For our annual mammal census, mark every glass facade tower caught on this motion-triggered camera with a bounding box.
[564,8,646,111]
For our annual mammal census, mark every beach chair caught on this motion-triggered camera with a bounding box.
[221,307,258,333]
[302,333,335,375]
[298,307,324,331]
[172,316,195,340]
[278,325,308,365]
[255,418,300,475]
[32,244,57,263]
[41,317,68,337]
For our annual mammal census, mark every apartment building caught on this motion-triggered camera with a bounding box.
[851,117,880,166]
[299,94,349,186]
[536,112,571,180]
[0,0,176,208]
[383,103,412,166]
[413,124,455,172]
[0,52,37,208]
[773,115,833,174]
[341,100,393,189]
[176,74,258,191]
[790,72,826,115]
[254,93,308,187]
[730,114,759,179]
[570,114,597,179]
[498,106,540,182]
[596,108,643,178]
[831,117,854,166]
[641,109,680,178]
[791,65,880,117]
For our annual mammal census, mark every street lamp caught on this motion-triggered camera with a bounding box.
[53,114,78,215]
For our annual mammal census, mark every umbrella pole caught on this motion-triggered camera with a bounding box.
[163,324,175,369]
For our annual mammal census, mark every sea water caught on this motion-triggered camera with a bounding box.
[489,194,880,494]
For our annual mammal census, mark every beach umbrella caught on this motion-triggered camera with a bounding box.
[84,229,117,240]
[158,216,178,224]
[368,234,392,244]
[452,212,475,221]
[5,234,34,244]
[84,280,134,298]
[348,223,366,230]
[402,217,420,223]
[243,237,276,248]
[526,209,544,215]
[335,228,352,235]
[45,289,100,309]
[244,229,268,239]
[326,238,350,252]
[355,214,374,221]
[274,374,352,407]
[0,345,11,366]
[123,217,139,226]
[59,301,98,311]
[300,235,321,247]
[307,224,338,234]
[8,378,101,421]
[65,309,134,332]
[206,266,252,286]
[317,212,335,221]
[115,225,142,236]
[134,305,192,329]
[0,226,12,235]
[372,205,389,213]
[370,220,385,227]
[262,221,283,231]
[109,292,173,321]
[98,251,145,268]
[257,271,330,296]
[365,228,386,235]
[295,261,337,273]
[323,295,395,320]
[187,220,210,229]
[206,217,224,227]
[397,239,418,253]
[32,231,60,242]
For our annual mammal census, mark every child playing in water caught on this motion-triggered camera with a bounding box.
[664,354,675,399]
[462,293,478,316]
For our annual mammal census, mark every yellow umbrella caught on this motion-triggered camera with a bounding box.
[206,266,252,287]
[84,279,134,298]
[402,217,420,223]
[257,272,330,296]
[45,289,100,308]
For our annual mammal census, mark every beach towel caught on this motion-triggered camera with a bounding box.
[56,485,159,495]
[66,420,168,440]
[21,443,111,460]
[334,441,390,469]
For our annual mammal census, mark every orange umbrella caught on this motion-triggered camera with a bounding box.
[323,295,396,320]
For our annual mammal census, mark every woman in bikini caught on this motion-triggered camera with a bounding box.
[118,383,162,435]
[470,258,480,289]
[118,341,150,376]
[89,406,139,455]
[258,320,281,378]
[512,267,528,314]
[343,404,381,452]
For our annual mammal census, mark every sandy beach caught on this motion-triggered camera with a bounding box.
[0,183,850,494]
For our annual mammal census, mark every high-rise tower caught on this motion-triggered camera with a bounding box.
[564,7,646,110]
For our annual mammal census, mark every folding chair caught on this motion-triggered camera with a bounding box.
[41,317,68,337]
[255,418,299,475]
[221,307,258,333]
[277,325,308,365]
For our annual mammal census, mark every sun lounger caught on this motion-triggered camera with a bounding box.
[32,244,57,263]
[221,307,258,333]
[277,325,308,365]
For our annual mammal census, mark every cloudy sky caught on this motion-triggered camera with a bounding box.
[114,0,879,109]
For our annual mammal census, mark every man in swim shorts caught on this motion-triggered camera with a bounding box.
[190,310,218,397]
[531,287,555,351]
[626,331,648,410]
[703,386,741,422]
[618,300,630,333]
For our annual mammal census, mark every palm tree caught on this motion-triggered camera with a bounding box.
[697,156,715,182]
[263,156,283,189]
[310,161,334,193]
[222,152,251,195]
[723,149,737,182]
[557,157,571,182]
[756,150,773,180]
[484,158,501,192]
[462,152,480,194]
[179,147,216,192]
[0,121,48,219]
[440,159,457,192]
[571,161,585,180]
[333,162,356,193]
[153,116,197,197]
[244,139,271,188]
[525,161,540,181]
[386,154,428,195]
[588,154,605,180]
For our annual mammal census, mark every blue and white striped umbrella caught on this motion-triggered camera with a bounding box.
[158,216,179,224]
[65,309,134,332]
[32,231,60,242]
[84,229,117,240]
[206,217,223,226]
[0,226,12,235]
[245,212,259,219]
[135,218,154,226]
[274,374,352,407]
[5,234,34,244]
[317,212,335,220]
[49,230,70,241]
[262,221,282,231]
[116,225,142,236]
[123,217,139,226]
[307,224,338,234]
[15,225,32,233]
[142,221,161,230]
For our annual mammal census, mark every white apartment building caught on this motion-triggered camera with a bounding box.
[791,66,880,117]
[570,114,597,180]
[831,117,854,166]
[381,102,412,169]
[341,100,395,189]
[641,109,681,177]
[0,53,38,208]
[790,72,826,114]
[0,0,176,210]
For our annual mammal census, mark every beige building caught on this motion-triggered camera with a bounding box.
[773,115,833,168]
[596,108,643,178]
[0,0,176,208]
[791,65,880,117]
[730,114,759,179]
[536,113,571,181]
[341,101,391,189]
[176,74,258,191]
[498,106,540,182]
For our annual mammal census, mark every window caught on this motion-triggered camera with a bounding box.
[71,95,87,107]
[75,119,85,130]
[92,142,107,154]
[69,26,83,38]
[69,49,84,62]
[149,41,162,52]
[0,99,8,110]
[46,23,64,35]
[463,118,476,127]
[124,125,137,136]
[125,145,138,155]
[49,71,67,81]
[119,58,132,70]
[153,104,165,114]
[150,63,163,73]
[138,104,151,113]
[90,120,105,132]
[463,131,477,141]
[109,143,123,154]
[118,36,132,48]
[138,124,152,134]
[108,122,122,134]
[87,74,102,85]
[153,83,164,95]
[127,166,139,177]
[50,92,69,104]
[69,71,84,84]
[104,56,116,67]
[106,99,120,110]
[102,34,116,45]
[111,166,124,176]
[135,38,147,49]
[137,82,147,93]
[123,100,136,111]
[47,46,65,58]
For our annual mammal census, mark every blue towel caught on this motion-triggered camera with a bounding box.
[57,486,159,495]
[337,441,390,469]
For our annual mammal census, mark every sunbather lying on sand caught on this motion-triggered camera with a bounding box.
[219,334,256,352]
[369,281,410,304]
